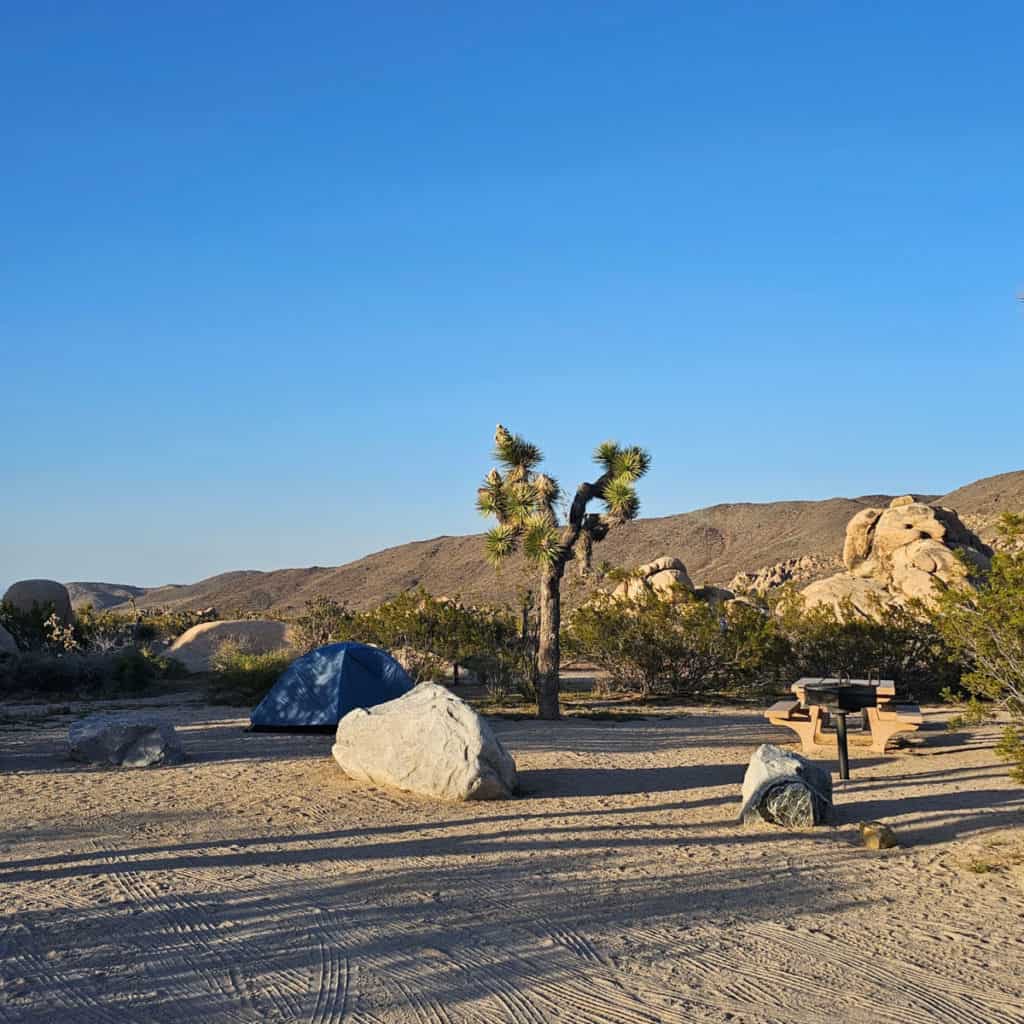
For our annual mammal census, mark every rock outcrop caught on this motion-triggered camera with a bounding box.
[612,556,694,602]
[738,743,833,828]
[729,554,840,596]
[332,682,518,800]
[800,497,991,620]
[3,579,74,625]
[798,575,901,619]
[0,624,18,655]
[68,714,184,768]
[164,619,293,673]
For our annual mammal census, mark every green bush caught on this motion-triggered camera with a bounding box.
[933,513,1024,782]
[772,587,960,701]
[289,589,537,693]
[564,581,960,704]
[208,640,296,705]
[136,608,213,642]
[292,596,355,652]
[565,590,750,700]
[74,605,138,650]
[0,600,59,651]
[0,646,181,699]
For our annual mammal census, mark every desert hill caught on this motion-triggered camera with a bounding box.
[68,470,1024,615]
[65,582,148,611]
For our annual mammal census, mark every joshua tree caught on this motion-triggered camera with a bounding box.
[477,424,650,719]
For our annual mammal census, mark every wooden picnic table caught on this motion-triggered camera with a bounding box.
[765,677,922,757]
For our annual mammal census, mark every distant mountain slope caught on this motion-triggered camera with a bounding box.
[87,470,1020,616]
[939,470,1024,546]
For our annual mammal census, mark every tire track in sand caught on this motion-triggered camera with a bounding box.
[0,920,123,1024]
[97,848,322,1023]
[755,921,1024,1024]
[308,914,349,1024]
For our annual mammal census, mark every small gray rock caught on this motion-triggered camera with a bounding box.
[68,714,184,768]
[739,743,833,827]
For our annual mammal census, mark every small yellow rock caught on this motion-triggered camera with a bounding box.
[859,820,899,850]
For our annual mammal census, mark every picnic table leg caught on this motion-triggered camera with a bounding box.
[796,707,823,752]
[810,706,826,748]
[866,706,920,754]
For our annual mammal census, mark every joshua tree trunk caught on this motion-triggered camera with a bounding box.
[537,563,563,720]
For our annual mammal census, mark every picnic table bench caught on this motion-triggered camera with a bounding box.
[766,678,922,755]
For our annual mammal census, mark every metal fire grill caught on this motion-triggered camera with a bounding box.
[799,679,880,780]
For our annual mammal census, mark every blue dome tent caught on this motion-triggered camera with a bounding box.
[250,641,413,731]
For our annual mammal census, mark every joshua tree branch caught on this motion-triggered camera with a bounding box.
[554,471,619,570]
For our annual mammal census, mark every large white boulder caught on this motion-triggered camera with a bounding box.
[0,624,17,655]
[332,682,518,800]
[69,714,184,768]
[164,619,292,673]
[3,579,73,625]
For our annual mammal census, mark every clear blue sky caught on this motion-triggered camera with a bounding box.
[3,2,1022,590]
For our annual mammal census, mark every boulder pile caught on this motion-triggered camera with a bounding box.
[800,496,991,620]
[729,554,839,596]
[332,682,518,800]
[612,556,694,601]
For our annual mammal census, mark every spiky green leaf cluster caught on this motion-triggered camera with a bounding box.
[494,423,543,471]
[523,517,563,565]
[533,473,560,505]
[594,440,651,481]
[603,475,640,521]
[593,440,621,471]
[479,426,562,566]
[615,446,651,480]
[484,524,520,567]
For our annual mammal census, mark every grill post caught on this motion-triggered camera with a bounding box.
[834,711,850,780]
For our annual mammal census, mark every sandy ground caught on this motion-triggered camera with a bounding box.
[1,697,1023,1024]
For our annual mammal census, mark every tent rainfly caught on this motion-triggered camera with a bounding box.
[250,641,413,731]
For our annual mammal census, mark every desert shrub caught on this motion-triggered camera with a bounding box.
[316,589,536,691]
[0,646,180,698]
[208,640,296,704]
[0,600,59,651]
[460,607,537,701]
[0,651,106,696]
[110,648,185,690]
[565,591,740,700]
[933,513,1024,782]
[357,591,462,664]
[772,587,960,700]
[74,605,139,651]
[132,608,213,643]
[717,598,793,698]
[292,596,356,652]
